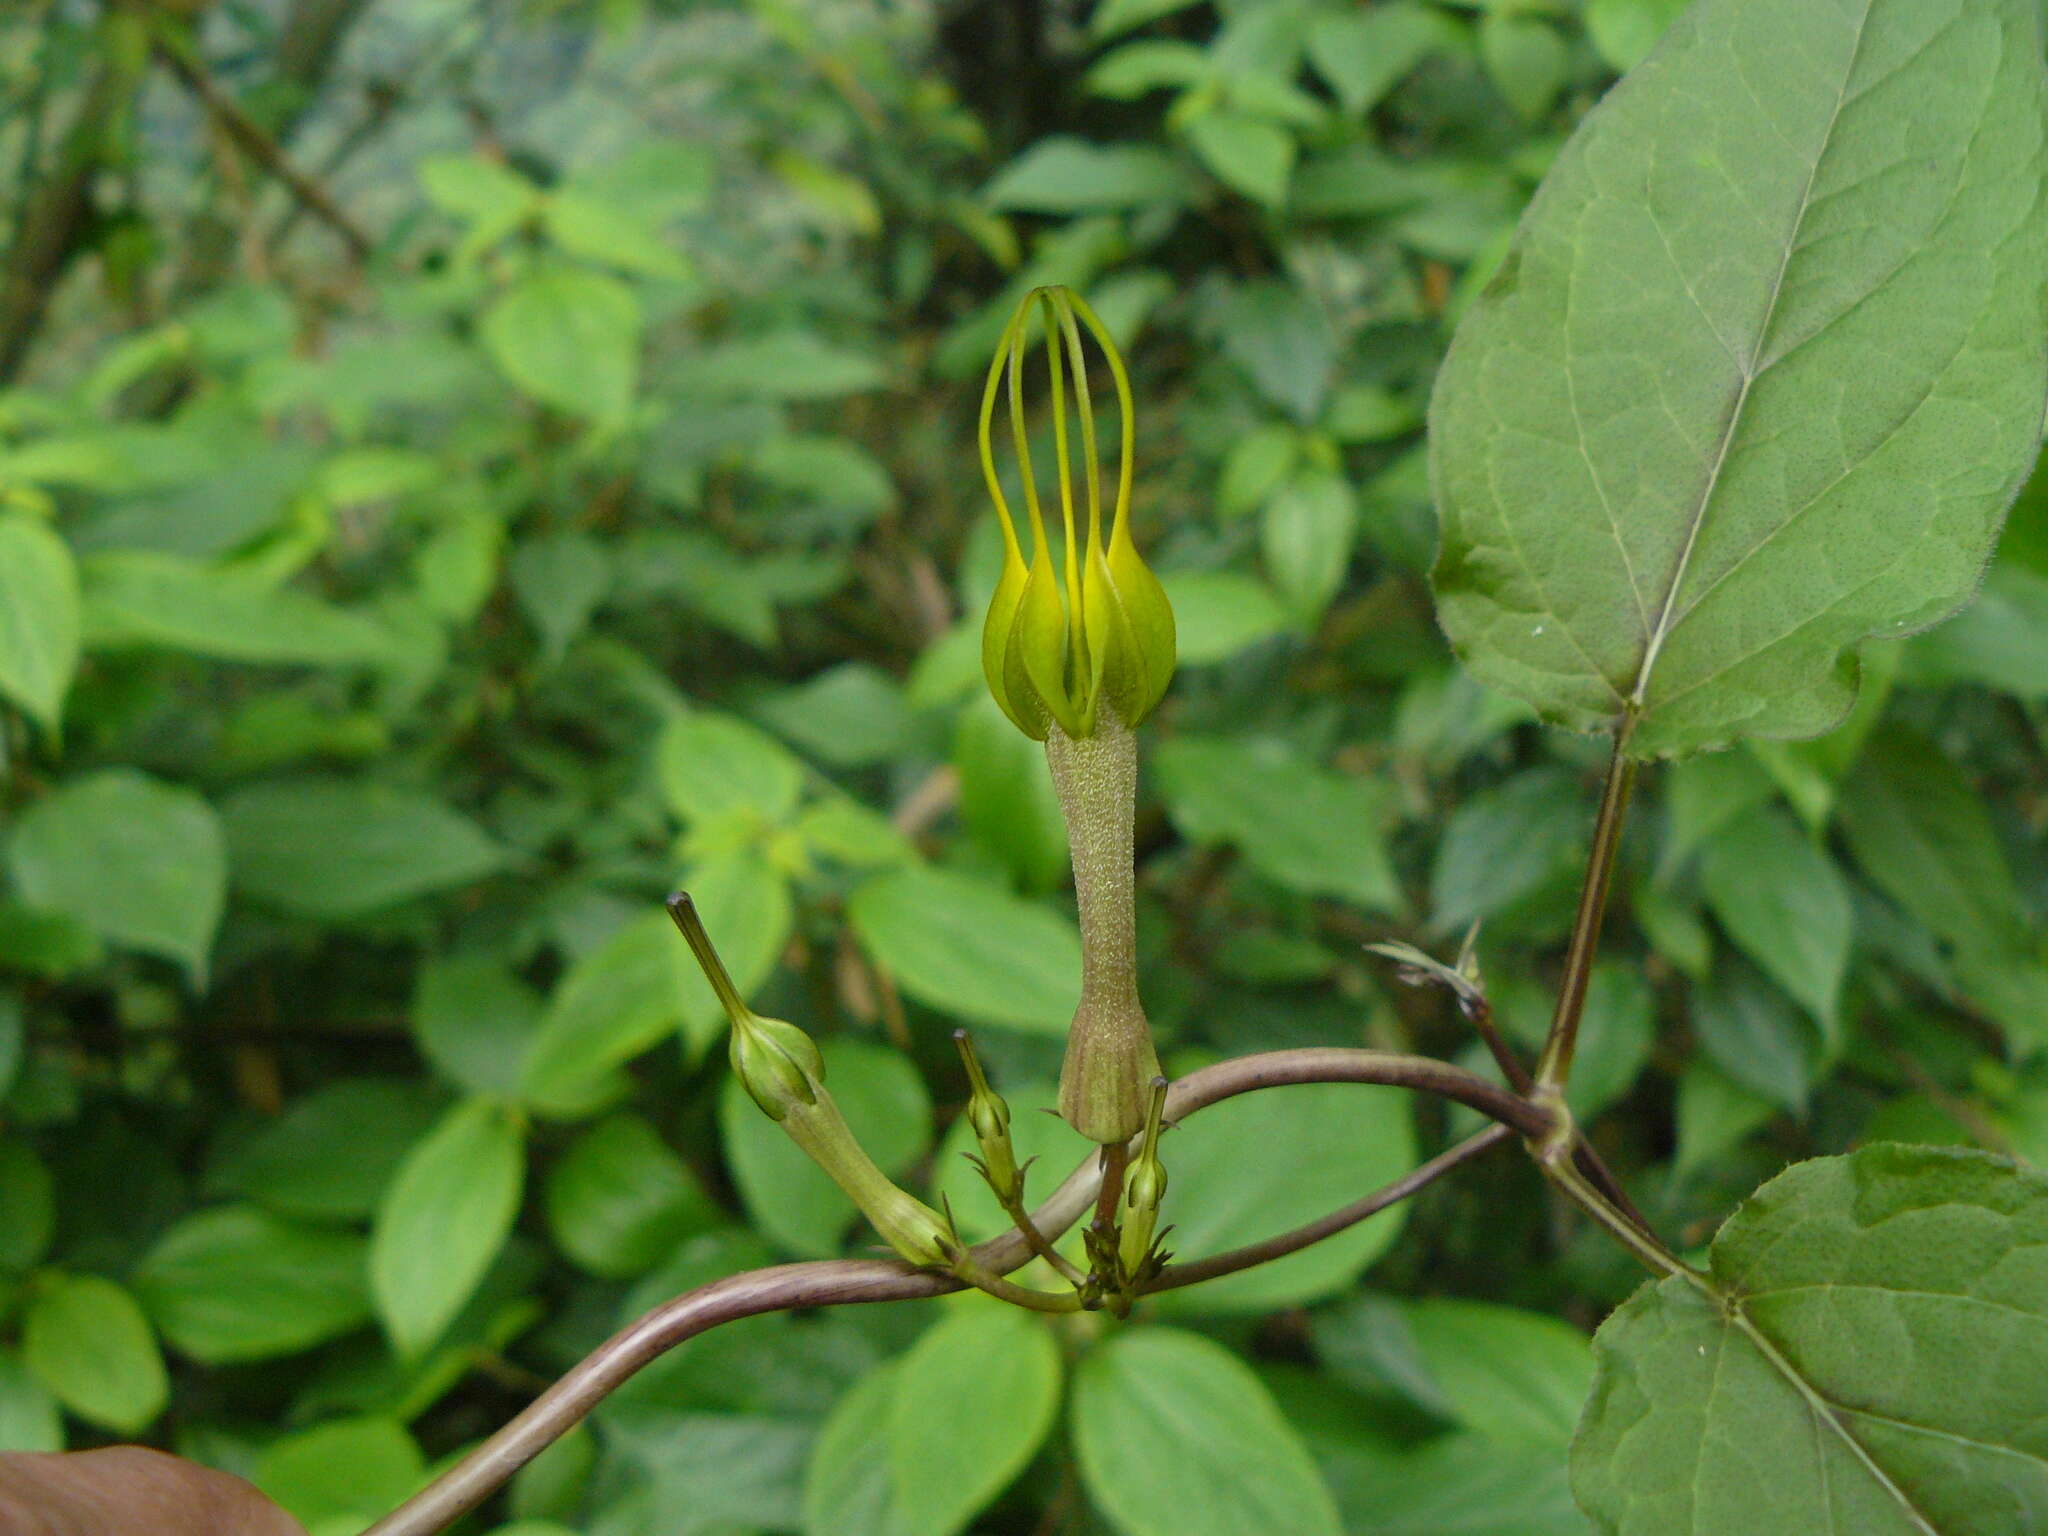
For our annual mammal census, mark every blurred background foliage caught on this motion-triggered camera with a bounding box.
[0,0,2043,1532]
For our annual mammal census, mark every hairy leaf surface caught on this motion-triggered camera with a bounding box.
[1575,1144,2048,1533]
[1432,0,2048,757]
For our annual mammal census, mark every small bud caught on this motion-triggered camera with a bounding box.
[729,1012,823,1122]
[667,893,823,1121]
[979,286,1175,741]
[668,891,958,1270]
[954,1029,1020,1202]
[1117,1077,1171,1280]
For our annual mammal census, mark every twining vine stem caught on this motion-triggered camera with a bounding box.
[360,1048,1552,1536]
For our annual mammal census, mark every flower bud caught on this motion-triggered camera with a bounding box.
[1117,1077,1171,1280]
[953,1029,1020,1202]
[979,286,1176,742]
[729,1011,822,1122]
[668,892,959,1269]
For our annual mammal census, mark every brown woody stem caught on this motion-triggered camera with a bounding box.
[362,1046,1546,1536]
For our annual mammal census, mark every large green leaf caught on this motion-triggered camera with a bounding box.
[370,1097,526,1359]
[7,770,226,984]
[0,514,79,731]
[1574,1143,2048,1534]
[206,1079,447,1221]
[480,266,640,424]
[1402,1299,1593,1448]
[847,867,1081,1035]
[255,1416,425,1532]
[542,1113,719,1279]
[1839,726,2030,955]
[1073,1328,1342,1536]
[1154,736,1402,914]
[1698,805,1851,1035]
[1431,0,2048,759]
[21,1274,167,1435]
[133,1205,370,1364]
[221,776,507,918]
[885,1309,1062,1535]
[803,1309,1062,1536]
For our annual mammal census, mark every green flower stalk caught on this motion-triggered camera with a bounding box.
[978,286,1176,1143]
[667,894,957,1270]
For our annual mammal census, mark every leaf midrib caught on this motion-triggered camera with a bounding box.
[1723,1300,1942,1536]
[1627,0,1877,711]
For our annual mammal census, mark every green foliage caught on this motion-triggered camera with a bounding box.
[1431,0,2048,757]
[1074,1328,1342,1536]
[0,0,2043,1530]
[1575,1144,2048,1533]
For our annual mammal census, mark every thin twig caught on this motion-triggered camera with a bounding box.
[151,25,371,259]
[1145,1124,1513,1292]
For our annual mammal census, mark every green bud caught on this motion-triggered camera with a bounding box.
[1117,1077,1171,1280]
[953,1029,1020,1202]
[729,1012,823,1122]
[667,893,822,1121]
[668,892,958,1270]
[979,286,1176,742]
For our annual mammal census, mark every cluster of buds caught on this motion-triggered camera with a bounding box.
[668,895,958,1271]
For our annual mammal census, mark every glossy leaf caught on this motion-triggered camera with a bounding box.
[847,866,1081,1035]
[134,1205,370,1363]
[22,1274,168,1434]
[884,1309,1062,1535]
[370,1097,525,1358]
[543,1113,719,1278]
[1074,1328,1341,1536]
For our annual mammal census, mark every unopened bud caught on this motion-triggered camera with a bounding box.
[729,1012,823,1122]
[1118,1077,1170,1279]
[668,892,953,1268]
[954,1029,1021,1201]
[667,893,823,1121]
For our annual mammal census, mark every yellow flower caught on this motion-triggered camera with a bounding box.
[979,286,1176,742]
